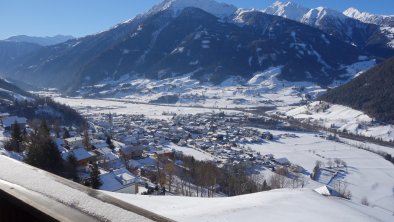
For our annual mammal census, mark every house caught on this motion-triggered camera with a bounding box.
[99,168,138,194]
[94,147,123,170]
[274,157,290,166]
[64,137,84,147]
[0,113,10,122]
[154,149,173,159]
[2,116,27,130]
[62,147,96,166]
[119,145,144,160]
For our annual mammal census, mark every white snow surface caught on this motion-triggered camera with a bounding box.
[108,188,392,222]
[277,101,394,142]
[0,156,151,222]
[167,143,215,161]
[246,128,394,212]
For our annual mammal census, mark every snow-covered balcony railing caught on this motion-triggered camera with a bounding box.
[0,155,173,222]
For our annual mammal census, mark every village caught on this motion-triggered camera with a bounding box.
[0,110,325,196]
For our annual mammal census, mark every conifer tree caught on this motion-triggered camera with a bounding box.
[25,120,63,174]
[90,162,102,189]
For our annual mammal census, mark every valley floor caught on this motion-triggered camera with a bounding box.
[46,94,394,217]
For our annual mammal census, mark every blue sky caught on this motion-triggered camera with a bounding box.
[1,0,393,40]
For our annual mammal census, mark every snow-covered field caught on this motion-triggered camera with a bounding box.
[52,96,240,120]
[109,188,392,222]
[166,143,215,161]
[275,101,394,142]
[245,129,394,212]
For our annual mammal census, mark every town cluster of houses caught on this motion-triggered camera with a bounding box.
[81,112,306,190]
[0,111,305,195]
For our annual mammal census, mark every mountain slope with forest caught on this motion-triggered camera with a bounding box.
[320,57,394,124]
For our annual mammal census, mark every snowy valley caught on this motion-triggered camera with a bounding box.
[0,0,393,221]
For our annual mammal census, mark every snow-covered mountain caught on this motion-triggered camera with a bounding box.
[0,0,368,93]
[0,0,391,93]
[147,0,237,18]
[263,1,394,54]
[343,7,394,27]
[343,8,394,48]
[5,35,74,46]
[262,1,309,21]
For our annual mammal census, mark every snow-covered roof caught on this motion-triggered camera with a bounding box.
[62,147,96,161]
[96,147,118,161]
[314,185,331,196]
[275,157,290,165]
[0,112,10,118]
[99,168,137,192]
[64,136,83,143]
[2,116,27,127]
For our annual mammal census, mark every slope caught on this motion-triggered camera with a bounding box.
[320,56,394,124]
[109,189,392,222]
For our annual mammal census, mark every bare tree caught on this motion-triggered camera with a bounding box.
[361,197,370,206]
[334,158,342,168]
[327,158,334,169]
[333,180,351,199]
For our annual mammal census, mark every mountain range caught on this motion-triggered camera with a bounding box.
[0,0,393,94]
[4,35,74,46]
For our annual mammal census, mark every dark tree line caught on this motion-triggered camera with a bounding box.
[1,97,84,126]
[320,56,394,124]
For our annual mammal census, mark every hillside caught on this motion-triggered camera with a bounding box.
[320,57,394,124]
[0,78,33,101]
[0,41,42,73]
[0,79,84,125]
[110,189,392,222]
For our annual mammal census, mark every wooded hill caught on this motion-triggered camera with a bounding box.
[320,57,394,124]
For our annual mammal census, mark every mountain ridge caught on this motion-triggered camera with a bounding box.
[5,35,74,46]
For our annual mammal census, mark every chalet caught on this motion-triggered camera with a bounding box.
[99,168,138,194]
[119,145,144,160]
[62,147,96,166]
[0,113,10,122]
[2,116,27,131]
[274,157,290,166]
[64,137,84,147]
[154,149,173,159]
[94,147,122,170]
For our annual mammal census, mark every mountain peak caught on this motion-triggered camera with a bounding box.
[263,1,309,21]
[148,0,237,18]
